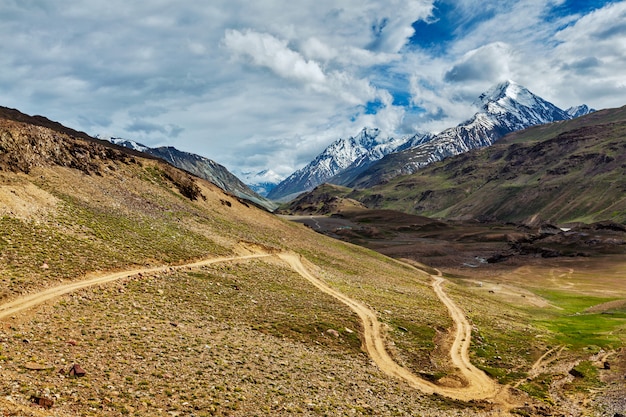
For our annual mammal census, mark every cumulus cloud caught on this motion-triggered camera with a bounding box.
[0,0,624,180]
[444,42,514,83]
[223,29,326,85]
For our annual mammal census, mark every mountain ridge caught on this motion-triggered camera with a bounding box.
[104,138,278,211]
[269,80,594,200]
[285,104,626,225]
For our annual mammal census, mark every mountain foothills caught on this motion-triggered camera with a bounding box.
[285,104,626,225]
[268,81,594,201]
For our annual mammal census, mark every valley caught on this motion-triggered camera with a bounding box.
[0,106,624,416]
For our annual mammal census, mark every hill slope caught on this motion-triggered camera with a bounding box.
[0,107,534,416]
[341,105,626,224]
[107,138,277,211]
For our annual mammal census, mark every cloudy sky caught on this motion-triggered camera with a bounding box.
[1,1,625,182]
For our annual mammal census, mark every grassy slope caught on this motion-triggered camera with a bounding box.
[1,118,482,416]
[2,115,623,415]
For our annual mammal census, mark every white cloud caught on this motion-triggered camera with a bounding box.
[223,29,326,85]
[0,0,624,182]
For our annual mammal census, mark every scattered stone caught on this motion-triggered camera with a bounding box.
[397,326,408,333]
[326,329,340,338]
[157,289,164,295]
[170,322,178,327]
[69,363,86,377]
[67,339,77,346]
[31,395,54,409]
[40,262,49,269]
[344,327,354,334]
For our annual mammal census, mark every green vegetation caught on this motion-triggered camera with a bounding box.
[533,290,626,349]
[518,373,555,403]
[566,360,602,392]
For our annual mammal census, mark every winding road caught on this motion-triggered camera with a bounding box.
[0,250,501,402]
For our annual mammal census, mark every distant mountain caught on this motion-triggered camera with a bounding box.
[294,105,625,224]
[270,80,595,201]
[234,169,283,197]
[106,138,277,211]
[267,127,409,201]
[566,104,596,118]
[344,80,592,189]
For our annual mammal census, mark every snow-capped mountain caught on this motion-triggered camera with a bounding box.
[269,80,594,201]
[104,137,277,211]
[234,169,283,197]
[107,137,150,153]
[566,104,595,118]
[267,128,408,201]
[340,80,595,189]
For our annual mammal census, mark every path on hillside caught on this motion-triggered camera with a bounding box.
[0,254,269,320]
[278,253,500,401]
[1,250,501,403]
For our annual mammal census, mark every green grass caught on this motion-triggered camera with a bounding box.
[517,373,555,403]
[532,290,626,349]
[566,360,602,392]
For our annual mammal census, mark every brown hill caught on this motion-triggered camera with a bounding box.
[0,108,512,415]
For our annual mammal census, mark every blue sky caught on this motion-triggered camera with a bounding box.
[1,1,625,184]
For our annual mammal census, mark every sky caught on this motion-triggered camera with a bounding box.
[1,1,625,183]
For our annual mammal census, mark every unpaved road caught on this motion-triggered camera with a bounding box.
[0,254,269,320]
[278,253,500,401]
[1,250,502,403]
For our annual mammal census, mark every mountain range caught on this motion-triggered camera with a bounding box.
[268,80,594,201]
[283,104,626,225]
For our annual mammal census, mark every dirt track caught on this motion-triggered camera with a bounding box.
[1,250,503,403]
[0,254,269,320]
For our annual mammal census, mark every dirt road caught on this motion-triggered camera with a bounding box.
[278,253,500,401]
[0,254,269,320]
[1,250,501,403]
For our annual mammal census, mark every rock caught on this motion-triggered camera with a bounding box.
[344,328,354,334]
[604,361,611,370]
[67,339,77,346]
[31,395,54,409]
[326,329,340,338]
[40,262,49,269]
[69,363,86,377]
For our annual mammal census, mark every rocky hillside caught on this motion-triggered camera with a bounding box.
[0,106,498,416]
[108,138,277,211]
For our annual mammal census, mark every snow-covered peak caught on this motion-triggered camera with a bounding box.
[566,104,595,118]
[476,80,537,108]
[103,136,150,153]
[236,169,284,185]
